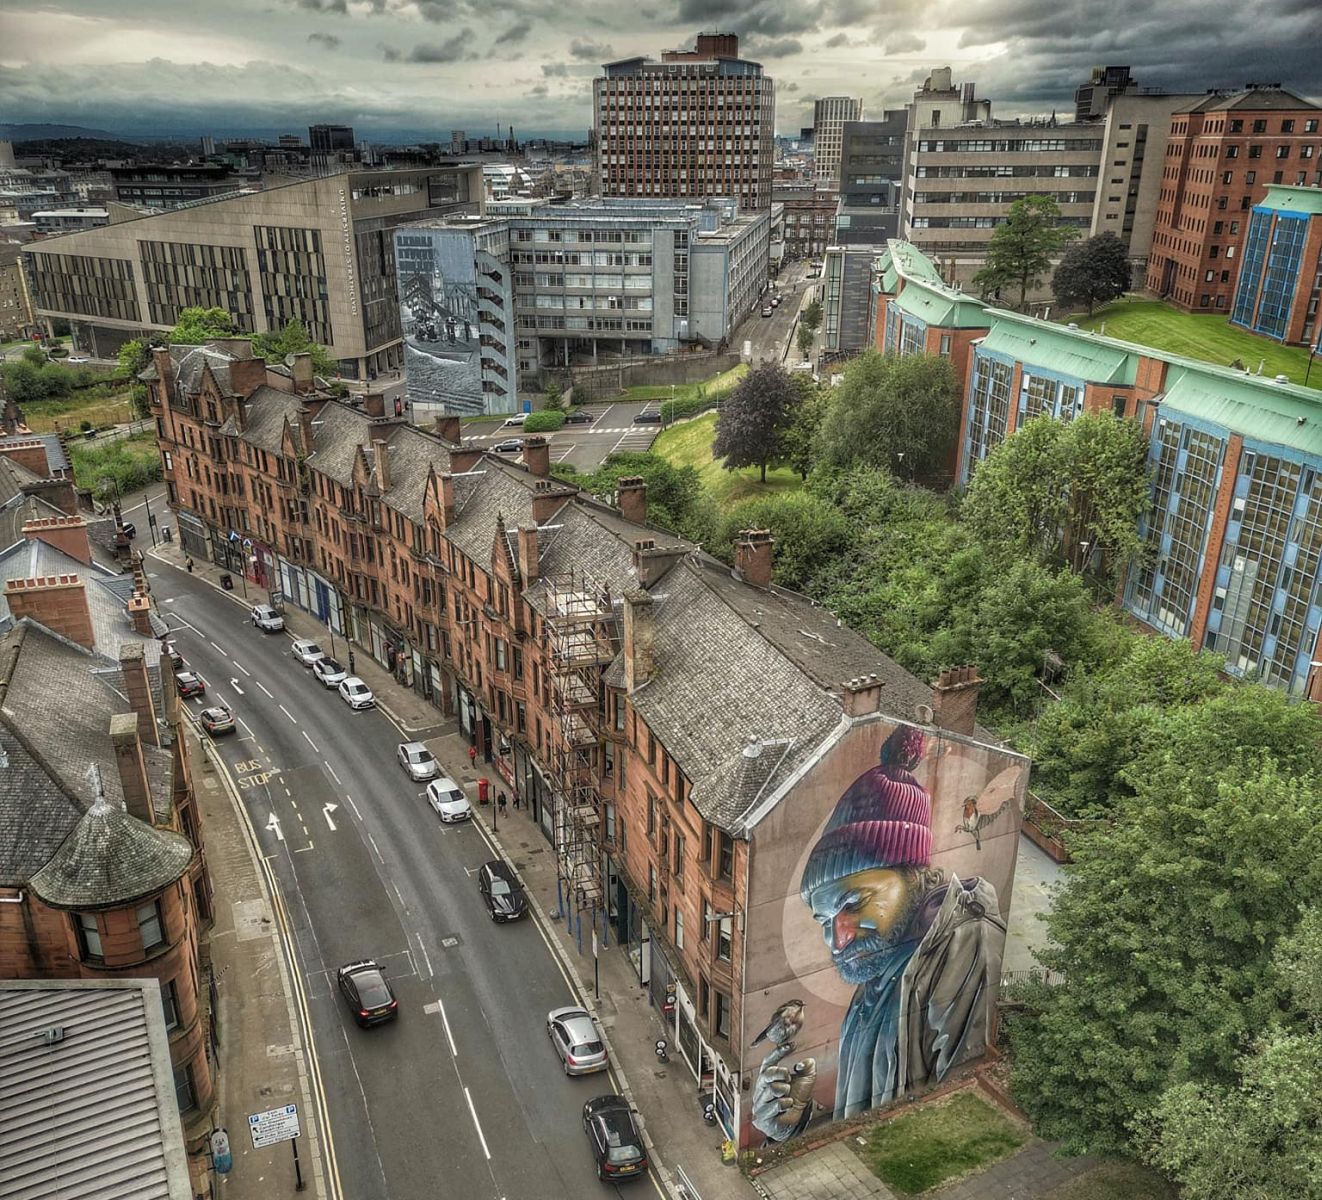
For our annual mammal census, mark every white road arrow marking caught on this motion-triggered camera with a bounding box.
[230,679,245,695]
[322,802,338,831]
[266,812,284,841]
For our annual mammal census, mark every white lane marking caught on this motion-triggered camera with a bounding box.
[435,997,457,1054]
[303,730,319,752]
[210,640,227,654]
[326,762,341,785]
[266,812,284,841]
[463,1088,490,1160]
[594,403,615,426]
[256,680,274,698]
[229,679,245,695]
[294,843,315,853]
[345,794,362,820]
[238,718,255,738]
[322,802,338,831]
[232,660,251,676]
[279,704,297,724]
[170,614,202,634]
[367,831,382,860]
[420,941,434,980]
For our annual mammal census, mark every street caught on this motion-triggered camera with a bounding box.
[457,398,662,471]
[151,563,662,1200]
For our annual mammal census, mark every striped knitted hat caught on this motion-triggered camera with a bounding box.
[800,725,931,899]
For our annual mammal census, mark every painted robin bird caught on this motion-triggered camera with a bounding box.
[751,999,806,1048]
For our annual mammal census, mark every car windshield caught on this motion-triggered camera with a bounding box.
[354,971,391,1007]
[490,879,512,896]
[410,748,433,763]
[351,684,369,695]
[603,1118,641,1163]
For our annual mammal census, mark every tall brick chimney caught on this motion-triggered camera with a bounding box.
[617,476,647,525]
[119,643,160,747]
[110,712,156,825]
[227,355,266,399]
[842,674,884,716]
[517,525,539,583]
[523,435,550,478]
[127,591,153,636]
[433,414,461,444]
[450,445,483,473]
[734,529,774,589]
[22,514,91,565]
[932,665,982,736]
[150,345,173,401]
[531,479,574,524]
[0,439,51,478]
[632,538,687,588]
[290,351,314,395]
[622,588,655,693]
[4,575,95,650]
[363,390,386,418]
[373,439,391,491]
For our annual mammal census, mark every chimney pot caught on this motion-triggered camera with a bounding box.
[522,435,551,478]
[734,528,774,589]
[931,663,982,736]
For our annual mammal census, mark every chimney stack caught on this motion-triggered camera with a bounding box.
[622,588,655,693]
[842,674,884,717]
[522,435,550,478]
[119,643,160,747]
[734,529,774,589]
[226,355,266,400]
[632,538,687,588]
[531,479,574,524]
[150,345,173,400]
[439,474,456,526]
[298,405,316,456]
[363,390,386,418]
[4,575,95,650]
[932,665,982,736]
[433,414,461,444]
[616,476,647,525]
[110,712,156,825]
[21,514,91,565]
[127,592,153,636]
[373,438,391,491]
[517,525,539,583]
[291,351,314,394]
[0,439,52,478]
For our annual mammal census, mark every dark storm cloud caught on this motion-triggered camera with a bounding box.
[542,63,572,77]
[307,32,342,50]
[295,0,347,12]
[824,33,851,48]
[382,33,476,63]
[569,38,614,61]
[495,21,532,45]
[744,36,804,59]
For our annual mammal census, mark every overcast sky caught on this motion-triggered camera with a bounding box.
[1,0,1320,142]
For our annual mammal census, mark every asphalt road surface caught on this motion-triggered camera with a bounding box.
[459,399,662,472]
[150,562,660,1200]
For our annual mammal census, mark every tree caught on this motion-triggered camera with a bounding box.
[814,350,961,483]
[1052,232,1132,316]
[801,299,823,333]
[796,323,814,359]
[780,379,823,480]
[960,411,1150,583]
[1008,760,1322,1156]
[719,492,850,591]
[570,451,718,545]
[972,195,1075,311]
[713,361,800,483]
[118,339,153,419]
[169,306,238,342]
[251,318,336,377]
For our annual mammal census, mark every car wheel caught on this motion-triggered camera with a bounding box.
[596,1165,607,1182]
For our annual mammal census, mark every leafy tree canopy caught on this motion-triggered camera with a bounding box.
[718,491,850,591]
[713,360,801,483]
[972,195,1076,311]
[801,298,823,333]
[779,379,824,481]
[568,451,718,546]
[251,318,336,377]
[1052,232,1132,316]
[169,306,238,343]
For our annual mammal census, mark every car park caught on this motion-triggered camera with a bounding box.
[250,604,285,633]
[336,960,399,1027]
[174,670,205,699]
[503,412,528,426]
[425,777,471,823]
[199,706,236,736]
[397,741,439,782]
[313,657,348,688]
[492,439,523,454]
[582,1096,648,1182]
[546,1006,609,1076]
[338,676,375,710]
[564,409,594,425]
[290,639,325,666]
[478,859,527,922]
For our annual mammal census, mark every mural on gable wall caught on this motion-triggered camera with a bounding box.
[744,720,1027,1145]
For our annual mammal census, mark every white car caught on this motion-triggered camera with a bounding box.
[312,657,347,688]
[251,604,285,633]
[397,741,439,781]
[338,676,375,710]
[67,354,90,364]
[425,777,471,823]
[503,412,528,426]
[291,639,325,666]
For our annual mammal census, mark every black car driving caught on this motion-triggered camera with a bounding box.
[478,859,527,922]
[582,1095,648,1182]
[337,959,399,1028]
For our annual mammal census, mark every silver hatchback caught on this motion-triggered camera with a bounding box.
[397,741,439,781]
[546,1006,609,1076]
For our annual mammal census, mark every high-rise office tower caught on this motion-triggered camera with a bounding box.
[813,96,863,186]
[593,32,776,211]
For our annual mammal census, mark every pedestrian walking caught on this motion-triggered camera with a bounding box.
[497,792,507,817]
[512,791,522,811]
[185,556,194,573]
[468,743,478,769]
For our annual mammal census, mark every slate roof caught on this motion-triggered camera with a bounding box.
[139,343,239,394]
[446,457,545,562]
[1174,87,1320,114]
[380,425,454,522]
[235,385,303,453]
[0,432,69,477]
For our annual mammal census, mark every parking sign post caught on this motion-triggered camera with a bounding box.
[248,1104,304,1191]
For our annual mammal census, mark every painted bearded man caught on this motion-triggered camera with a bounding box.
[753,725,1005,1139]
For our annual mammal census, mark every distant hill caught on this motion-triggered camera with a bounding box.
[0,123,128,142]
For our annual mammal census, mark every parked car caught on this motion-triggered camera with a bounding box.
[425,777,471,823]
[162,642,185,672]
[478,859,527,922]
[313,657,348,688]
[290,639,325,666]
[66,354,90,365]
[503,411,528,426]
[582,1095,648,1182]
[174,670,205,699]
[119,520,137,539]
[338,676,375,710]
[547,1006,609,1076]
[761,305,773,317]
[397,741,439,782]
[251,604,285,633]
[199,706,236,736]
[632,410,663,424]
[336,960,399,1028]
[564,409,595,425]
[492,438,523,454]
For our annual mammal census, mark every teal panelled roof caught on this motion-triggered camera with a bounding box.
[874,246,899,294]
[889,240,945,284]
[1161,363,1322,458]
[1257,184,1322,217]
[893,278,988,328]
[975,311,1139,385]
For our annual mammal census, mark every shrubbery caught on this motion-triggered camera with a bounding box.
[521,409,566,433]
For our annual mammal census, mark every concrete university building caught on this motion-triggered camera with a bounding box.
[22,166,483,378]
[394,197,768,413]
[149,335,1031,1151]
[875,239,1322,696]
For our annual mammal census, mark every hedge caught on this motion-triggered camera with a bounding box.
[522,409,567,433]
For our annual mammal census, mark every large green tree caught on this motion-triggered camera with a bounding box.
[719,491,850,591]
[814,351,961,483]
[1009,759,1322,1156]
[713,360,800,483]
[1052,232,1132,316]
[561,451,718,545]
[251,317,336,377]
[779,379,824,480]
[961,411,1150,583]
[800,298,823,334]
[973,195,1075,311]
[118,338,153,418]
[169,306,238,342]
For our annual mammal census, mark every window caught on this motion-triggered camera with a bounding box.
[1230,119,1243,133]
[1248,144,1263,160]
[717,831,733,881]
[512,647,523,680]
[701,897,712,941]
[1253,119,1267,133]
[1306,120,1319,134]
[614,696,626,732]
[714,990,731,1039]
[161,978,180,1031]
[939,334,952,356]
[1282,119,1295,133]
[1277,145,1291,159]
[674,906,685,950]
[647,794,656,837]
[673,832,684,881]
[648,865,657,904]
[1225,145,1238,159]
[137,900,165,953]
[75,912,103,962]
[1246,171,1257,185]
[173,1062,198,1113]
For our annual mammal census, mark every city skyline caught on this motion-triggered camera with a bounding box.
[1,0,1319,143]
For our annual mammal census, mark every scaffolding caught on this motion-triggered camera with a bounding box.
[543,571,618,945]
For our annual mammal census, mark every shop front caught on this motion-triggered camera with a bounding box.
[512,742,556,844]
[176,510,209,562]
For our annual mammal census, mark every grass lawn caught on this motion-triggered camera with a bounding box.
[618,362,748,403]
[1040,1160,1174,1200]
[69,432,162,497]
[651,410,804,510]
[853,1092,1027,1196]
[23,391,134,434]
[1069,299,1321,389]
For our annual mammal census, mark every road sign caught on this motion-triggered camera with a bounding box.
[248,1103,300,1149]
